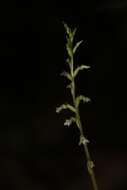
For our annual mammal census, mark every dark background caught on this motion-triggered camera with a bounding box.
[0,0,127,190]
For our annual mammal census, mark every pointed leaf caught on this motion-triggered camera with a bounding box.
[75,95,91,108]
[70,28,77,42]
[74,65,90,78]
[72,28,77,38]
[66,104,76,113]
[63,22,71,36]
[73,40,83,54]
[56,104,76,114]
[66,45,72,57]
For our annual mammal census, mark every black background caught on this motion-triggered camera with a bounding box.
[0,0,127,190]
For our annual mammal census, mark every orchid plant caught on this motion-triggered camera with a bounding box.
[56,23,99,190]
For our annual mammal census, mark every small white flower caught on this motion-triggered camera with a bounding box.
[64,119,72,126]
[79,135,89,145]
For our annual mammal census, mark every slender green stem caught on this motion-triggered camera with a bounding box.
[70,49,99,190]
[57,23,99,190]
[78,113,99,190]
[71,56,76,103]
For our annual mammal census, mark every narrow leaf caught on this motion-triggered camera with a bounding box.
[73,40,83,54]
[66,45,72,57]
[56,104,76,114]
[66,104,76,113]
[66,58,72,70]
[72,28,77,38]
[74,65,90,78]
[75,95,91,108]
[70,28,77,42]
[63,22,71,36]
